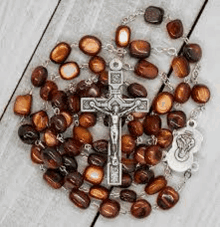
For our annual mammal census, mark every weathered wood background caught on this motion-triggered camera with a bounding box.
[0,0,219,226]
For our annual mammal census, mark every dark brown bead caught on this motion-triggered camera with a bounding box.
[60,110,73,127]
[92,139,108,154]
[191,84,210,104]
[79,113,96,128]
[120,189,137,203]
[88,153,107,167]
[99,199,120,218]
[18,124,39,144]
[115,25,131,48]
[51,90,68,111]
[79,35,101,56]
[134,145,147,165]
[156,129,173,148]
[127,120,143,137]
[145,145,162,166]
[85,83,101,97]
[42,147,62,169]
[121,134,136,154]
[62,154,78,172]
[172,56,190,78]
[144,6,164,25]
[89,56,106,74]
[157,186,179,210]
[30,145,44,164]
[145,176,167,195]
[14,94,32,116]
[63,137,82,156]
[40,80,58,101]
[50,114,67,133]
[131,199,151,219]
[174,82,191,103]
[31,66,48,87]
[120,173,132,188]
[50,42,71,64]
[43,169,64,189]
[59,61,80,80]
[135,59,158,79]
[69,189,90,209]
[134,165,154,184]
[43,128,59,147]
[132,112,146,119]
[183,43,202,63]
[129,40,151,58]
[83,165,104,185]
[67,94,80,114]
[73,126,93,145]
[143,114,161,135]
[99,70,108,86]
[167,110,186,130]
[153,92,174,115]
[122,158,137,173]
[89,185,109,200]
[167,19,184,39]
[64,171,83,190]
[127,83,147,98]
[31,110,49,132]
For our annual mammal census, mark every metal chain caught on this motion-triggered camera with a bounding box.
[176,169,192,192]
[190,63,201,84]
[121,9,144,25]
[189,105,205,121]
[160,72,174,92]
[102,44,127,57]
[152,47,177,56]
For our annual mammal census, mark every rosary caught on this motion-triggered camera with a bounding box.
[13,5,210,219]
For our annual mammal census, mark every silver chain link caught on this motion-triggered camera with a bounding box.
[121,9,144,25]
[190,63,201,84]
[160,72,174,92]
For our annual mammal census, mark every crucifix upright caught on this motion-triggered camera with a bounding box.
[81,58,149,185]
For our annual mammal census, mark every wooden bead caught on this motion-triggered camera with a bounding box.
[40,80,58,101]
[99,70,108,86]
[42,147,63,169]
[134,145,147,165]
[69,189,90,209]
[145,145,162,166]
[132,112,146,119]
[122,158,137,173]
[167,19,184,39]
[73,126,93,145]
[59,61,80,80]
[50,42,71,64]
[62,154,78,172]
[129,40,151,58]
[79,113,96,128]
[145,176,167,195]
[183,43,202,63]
[191,84,210,104]
[31,66,48,87]
[127,82,147,98]
[43,169,64,189]
[135,59,158,79]
[79,35,102,56]
[134,165,154,184]
[83,165,104,185]
[167,110,186,130]
[67,94,80,114]
[144,6,164,25]
[172,56,190,78]
[92,139,108,154]
[120,173,132,188]
[131,199,152,219]
[121,134,136,154]
[99,199,120,218]
[30,145,44,164]
[64,172,83,190]
[115,25,131,48]
[89,56,106,74]
[63,137,82,156]
[31,110,48,132]
[156,129,173,148]
[14,94,32,116]
[127,120,143,137]
[157,186,179,210]
[18,124,39,144]
[86,83,101,97]
[89,185,109,200]
[60,110,73,127]
[51,90,68,111]
[174,82,191,103]
[88,153,107,167]
[143,114,161,135]
[43,128,59,147]
[120,189,137,203]
[50,114,68,133]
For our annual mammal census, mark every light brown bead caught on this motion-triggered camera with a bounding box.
[191,84,210,104]
[145,176,167,195]
[79,113,96,128]
[156,129,173,148]
[43,169,64,189]
[127,120,143,137]
[60,110,73,127]
[174,82,191,103]
[59,61,80,80]
[145,145,162,166]
[143,114,161,135]
[43,128,59,147]
[69,189,90,209]
[99,199,120,218]
[73,126,93,145]
[50,42,71,64]
[121,134,136,154]
[122,158,137,173]
[129,40,151,58]
[167,19,183,39]
[40,80,58,101]
[31,110,48,132]
[135,60,158,79]
[134,165,154,184]
[31,66,48,87]
[172,56,190,78]
[14,94,32,116]
[83,165,104,185]
[183,43,202,63]
[134,145,147,165]
[167,110,186,130]
[30,145,44,164]
[131,199,151,219]
[89,185,109,200]
[115,25,131,48]
[89,56,106,74]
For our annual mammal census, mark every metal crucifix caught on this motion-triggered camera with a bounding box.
[81,58,149,185]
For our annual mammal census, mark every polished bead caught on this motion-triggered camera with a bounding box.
[143,114,161,135]
[167,110,186,130]
[115,25,131,48]
[67,94,80,114]
[135,59,158,79]
[144,6,164,25]
[85,83,101,97]
[69,189,90,209]
[121,134,136,154]
[43,128,59,147]
[129,40,151,58]
[167,19,184,39]
[73,126,93,145]
[50,42,71,64]
[174,82,191,103]
[50,114,67,133]
[63,137,82,156]
[51,90,68,111]
[83,165,104,185]
[120,189,137,203]
[60,110,73,127]
[183,43,202,63]
[153,92,174,114]
[40,80,58,101]
[42,147,62,169]
[172,56,190,78]
[18,124,39,144]
[89,185,109,200]
[92,139,108,154]
[59,61,80,80]
[156,129,173,148]
[191,84,210,104]
[122,158,137,173]
[131,199,151,219]
[120,172,132,188]
[127,120,143,137]
[134,145,147,165]
[99,199,120,218]
[134,165,154,184]
[31,110,48,132]
[79,35,101,56]
[64,171,83,190]
[43,169,64,189]
[132,112,146,119]
[89,56,106,74]
[88,153,107,167]
[62,154,78,172]
[30,145,44,164]
[99,70,108,86]
[127,82,147,98]
[145,145,162,166]
[76,80,88,97]
[31,66,48,87]
[157,186,179,210]
[14,94,32,116]
[79,113,96,128]
[145,176,167,195]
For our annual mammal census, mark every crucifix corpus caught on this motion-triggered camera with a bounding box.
[81,58,149,185]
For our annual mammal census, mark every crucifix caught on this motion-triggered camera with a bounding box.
[81,58,149,185]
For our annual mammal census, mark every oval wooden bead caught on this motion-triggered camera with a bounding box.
[115,25,131,48]
[135,59,158,79]
[43,128,59,147]
[172,56,190,78]
[31,66,48,87]
[59,61,80,80]
[143,114,161,135]
[145,145,162,166]
[79,35,102,56]
[156,129,173,148]
[50,42,71,64]
[89,56,106,74]
[191,84,210,104]
[88,153,107,167]
[89,185,109,200]
[174,82,191,103]
[167,110,186,130]
[157,186,179,210]
[79,113,96,128]
[50,114,68,133]
[64,172,83,190]
[121,134,136,154]
[30,145,44,164]
[67,94,80,114]
[51,90,68,111]
[14,94,32,116]
[129,40,151,58]
[63,137,82,156]
[99,199,120,218]
[131,199,152,219]
[144,6,164,25]
[99,70,108,86]
[92,139,108,154]
[86,83,101,97]
[127,82,147,98]
[132,112,146,119]
[134,165,154,184]
[40,80,58,101]
[60,110,73,127]
[145,176,167,195]
[127,120,144,137]
[167,19,184,39]
[18,124,39,144]
[134,145,147,165]
[183,43,202,63]
[120,189,137,203]
[83,165,104,185]
[31,110,49,132]
[43,169,64,189]
[73,126,93,145]
[122,158,137,173]
[42,147,63,169]
[120,172,132,188]
[62,154,78,172]
[69,190,90,209]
